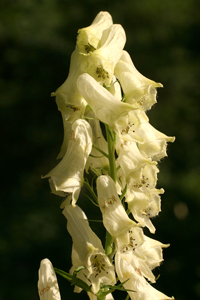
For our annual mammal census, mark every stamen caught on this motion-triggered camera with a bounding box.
[85,43,96,53]
[91,255,109,278]
[96,65,109,79]
[66,105,80,112]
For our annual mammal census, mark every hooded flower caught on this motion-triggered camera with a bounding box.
[117,109,175,160]
[51,12,111,158]
[77,12,126,86]
[96,175,144,253]
[124,164,163,233]
[62,199,116,294]
[139,235,170,270]
[83,24,126,86]
[38,258,61,300]
[115,50,163,111]
[116,137,156,193]
[127,188,163,234]
[136,121,175,161]
[118,108,148,144]
[52,47,88,117]
[43,119,92,206]
[51,47,88,158]
[97,175,160,283]
[77,73,136,133]
[115,252,174,300]
[77,11,113,54]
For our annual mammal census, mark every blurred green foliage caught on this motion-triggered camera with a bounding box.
[0,0,200,299]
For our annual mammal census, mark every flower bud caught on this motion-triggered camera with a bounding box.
[38,259,61,300]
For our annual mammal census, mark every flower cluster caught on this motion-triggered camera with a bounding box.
[38,12,175,300]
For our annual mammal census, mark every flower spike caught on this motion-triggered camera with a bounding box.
[41,11,175,300]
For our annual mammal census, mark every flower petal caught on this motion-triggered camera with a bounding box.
[116,138,156,189]
[77,73,135,132]
[62,199,116,294]
[51,47,88,158]
[97,175,144,251]
[77,11,113,53]
[137,121,175,161]
[139,235,170,270]
[43,119,92,205]
[115,50,163,111]
[115,252,174,300]
[62,199,105,262]
[84,24,126,85]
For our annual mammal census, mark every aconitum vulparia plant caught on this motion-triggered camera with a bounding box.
[38,11,175,300]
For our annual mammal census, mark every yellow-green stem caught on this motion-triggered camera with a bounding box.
[105,124,117,183]
[105,124,117,259]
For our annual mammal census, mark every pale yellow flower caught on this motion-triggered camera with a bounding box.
[115,252,174,300]
[77,11,113,53]
[43,119,92,206]
[77,73,135,133]
[62,199,116,294]
[115,50,163,111]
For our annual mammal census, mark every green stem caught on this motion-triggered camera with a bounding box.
[83,181,98,205]
[105,124,117,259]
[97,296,106,300]
[105,124,117,183]
[92,144,109,158]
[125,294,130,300]
[105,231,113,257]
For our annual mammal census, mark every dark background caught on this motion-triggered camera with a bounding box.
[1,0,200,299]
